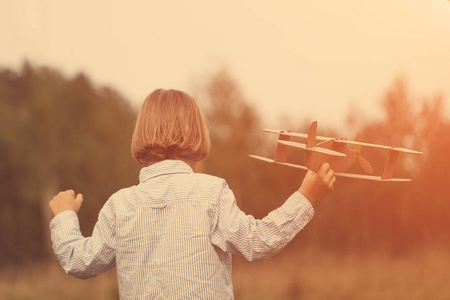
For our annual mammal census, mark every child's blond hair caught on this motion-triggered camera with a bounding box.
[131,89,211,164]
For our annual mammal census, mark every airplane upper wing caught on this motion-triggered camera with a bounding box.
[263,129,332,141]
[277,140,346,157]
[263,129,422,155]
[333,139,423,155]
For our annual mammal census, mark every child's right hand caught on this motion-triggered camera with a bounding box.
[298,163,336,206]
[49,189,84,217]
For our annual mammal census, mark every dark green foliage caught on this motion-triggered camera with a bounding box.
[0,62,140,266]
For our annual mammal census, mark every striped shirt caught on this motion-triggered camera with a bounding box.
[50,159,315,299]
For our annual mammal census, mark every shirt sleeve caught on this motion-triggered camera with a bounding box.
[49,199,116,279]
[210,181,315,262]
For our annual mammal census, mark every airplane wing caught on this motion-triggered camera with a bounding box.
[277,140,346,157]
[263,129,332,141]
[249,155,310,170]
[334,172,411,182]
[333,139,423,155]
[249,155,411,181]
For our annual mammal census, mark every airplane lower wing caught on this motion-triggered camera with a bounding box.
[249,155,310,170]
[249,155,411,182]
[334,172,411,182]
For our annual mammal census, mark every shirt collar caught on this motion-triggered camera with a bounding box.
[139,159,194,183]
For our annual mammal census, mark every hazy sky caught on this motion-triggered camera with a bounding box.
[1,0,449,131]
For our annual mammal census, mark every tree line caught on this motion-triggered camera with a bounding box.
[0,62,448,266]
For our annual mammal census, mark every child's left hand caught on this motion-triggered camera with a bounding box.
[49,189,84,216]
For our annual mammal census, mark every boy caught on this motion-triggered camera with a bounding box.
[49,89,335,299]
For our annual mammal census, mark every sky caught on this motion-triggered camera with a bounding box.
[1,0,450,131]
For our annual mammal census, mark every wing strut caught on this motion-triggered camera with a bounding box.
[274,132,290,162]
[381,149,400,180]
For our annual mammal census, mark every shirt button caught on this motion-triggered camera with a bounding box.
[285,235,290,241]
[303,215,310,221]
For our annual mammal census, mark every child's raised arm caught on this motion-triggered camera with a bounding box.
[210,162,336,262]
[49,191,116,279]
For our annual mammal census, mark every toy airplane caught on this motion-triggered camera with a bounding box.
[250,121,423,182]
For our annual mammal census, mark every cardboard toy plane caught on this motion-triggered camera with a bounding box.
[250,121,423,182]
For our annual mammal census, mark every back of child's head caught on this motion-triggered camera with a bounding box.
[131,89,211,165]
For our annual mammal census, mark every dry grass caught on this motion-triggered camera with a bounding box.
[233,247,450,300]
[0,257,118,300]
[1,248,449,300]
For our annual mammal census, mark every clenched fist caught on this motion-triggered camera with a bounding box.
[49,189,84,217]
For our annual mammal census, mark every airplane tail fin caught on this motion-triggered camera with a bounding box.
[306,121,317,148]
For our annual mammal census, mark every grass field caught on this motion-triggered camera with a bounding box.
[1,247,449,300]
[233,247,450,300]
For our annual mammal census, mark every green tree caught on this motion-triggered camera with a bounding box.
[0,62,140,266]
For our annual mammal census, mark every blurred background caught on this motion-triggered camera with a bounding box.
[1,1,449,299]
